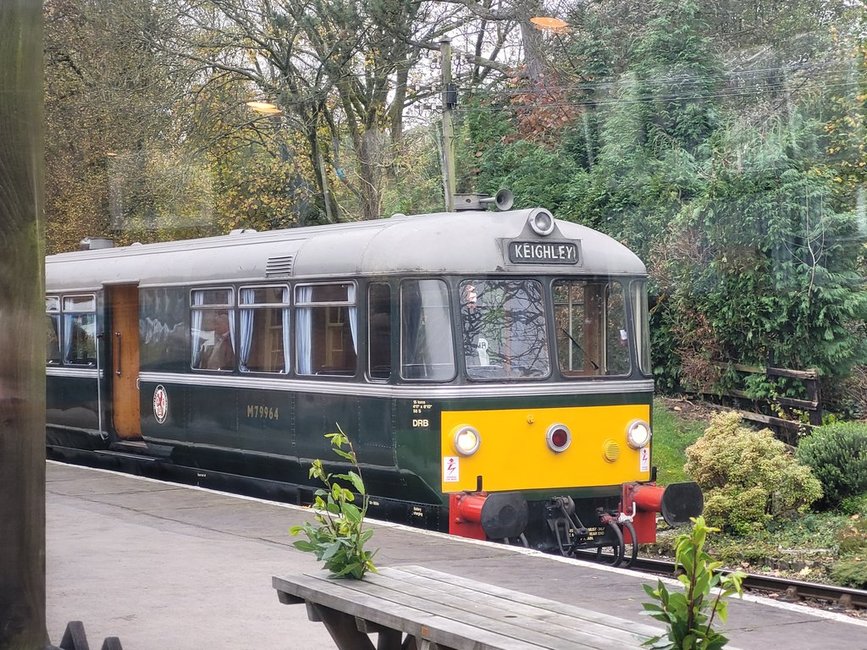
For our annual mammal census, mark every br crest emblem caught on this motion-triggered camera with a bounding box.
[153,385,169,424]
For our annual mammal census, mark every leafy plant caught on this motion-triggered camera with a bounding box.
[796,421,867,509]
[290,427,377,579]
[642,516,745,650]
[685,412,823,534]
[830,555,867,589]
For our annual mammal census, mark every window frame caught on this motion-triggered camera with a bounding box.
[552,278,631,378]
[238,283,291,375]
[399,278,457,382]
[58,293,98,367]
[458,277,551,382]
[366,282,393,383]
[46,295,62,366]
[190,286,236,372]
[294,281,358,378]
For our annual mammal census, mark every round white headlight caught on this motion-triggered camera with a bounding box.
[626,420,651,449]
[528,209,555,236]
[453,425,481,456]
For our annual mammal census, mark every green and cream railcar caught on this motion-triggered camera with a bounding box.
[45,207,701,562]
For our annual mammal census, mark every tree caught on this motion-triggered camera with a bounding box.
[44,0,201,251]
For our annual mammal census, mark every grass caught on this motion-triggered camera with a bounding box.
[651,399,707,484]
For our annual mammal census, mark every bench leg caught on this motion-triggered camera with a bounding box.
[309,603,376,650]
[376,628,402,650]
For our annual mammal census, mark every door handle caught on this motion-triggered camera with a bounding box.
[114,332,122,376]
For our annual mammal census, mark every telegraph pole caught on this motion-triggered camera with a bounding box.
[439,38,457,212]
[0,0,47,648]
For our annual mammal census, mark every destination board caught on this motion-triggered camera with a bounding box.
[508,240,580,264]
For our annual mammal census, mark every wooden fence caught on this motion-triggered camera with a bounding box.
[686,362,822,441]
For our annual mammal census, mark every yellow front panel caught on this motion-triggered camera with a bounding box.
[440,404,651,493]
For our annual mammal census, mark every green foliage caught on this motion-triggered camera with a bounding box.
[685,412,823,534]
[796,421,867,509]
[470,139,581,219]
[830,555,867,589]
[289,428,377,579]
[836,517,867,555]
[651,401,707,484]
[840,493,867,517]
[830,516,867,588]
[642,516,745,650]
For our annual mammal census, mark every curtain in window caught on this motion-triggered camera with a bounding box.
[62,314,74,362]
[282,287,291,373]
[190,291,204,367]
[296,286,313,374]
[239,289,254,372]
[227,307,236,355]
[347,284,357,353]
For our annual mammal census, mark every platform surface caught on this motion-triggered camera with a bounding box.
[47,462,867,649]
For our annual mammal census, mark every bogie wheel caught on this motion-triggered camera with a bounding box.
[620,520,639,568]
[595,520,625,567]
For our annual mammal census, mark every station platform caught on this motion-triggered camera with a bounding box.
[47,462,866,649]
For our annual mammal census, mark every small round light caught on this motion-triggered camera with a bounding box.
[626,420,652,449]
[546,424,571,452]
[453,425,481,456]
[528,209,555,236]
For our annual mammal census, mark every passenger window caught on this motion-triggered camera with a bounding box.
[61,295,97,366]
[239,286,290,373]
[46,296,61,365]
[368,283,391,380]
[191,288,235,371]
[554,280,630,376]
[459,279,549,380]
[632,281,651,376]
[400,280,455,381]
[295,283,357,376]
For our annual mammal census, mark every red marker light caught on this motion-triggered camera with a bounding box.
[546,424,572,452]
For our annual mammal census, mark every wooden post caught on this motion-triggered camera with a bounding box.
[0,0,47,648]
[439,38,456,212]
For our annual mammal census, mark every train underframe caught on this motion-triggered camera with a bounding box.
[447,482,704,568]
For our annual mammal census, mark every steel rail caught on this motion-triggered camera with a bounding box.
[629,556,867,610]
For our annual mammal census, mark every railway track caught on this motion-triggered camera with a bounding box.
[630,556,867,611]
[49,447,867,613]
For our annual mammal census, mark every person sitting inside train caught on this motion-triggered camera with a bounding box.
[460,283,491,368]
[200,311,235,370]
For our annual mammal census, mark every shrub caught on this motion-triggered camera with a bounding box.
[796,421,867,509]
[836,517,867,555]
[831,556,867,589]
[840,493,867,517]
[290,428,377,579]
[685,412,823,534]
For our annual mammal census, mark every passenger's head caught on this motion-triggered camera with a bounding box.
[461,283,478,312]
[214,311,230,336]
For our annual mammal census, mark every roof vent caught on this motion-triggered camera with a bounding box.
[230,228,257,235]
[79,237,114,250]
[453,189,513,212]
[266,254,295,277]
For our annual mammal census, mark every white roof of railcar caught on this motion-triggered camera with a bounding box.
[45,209,646,291]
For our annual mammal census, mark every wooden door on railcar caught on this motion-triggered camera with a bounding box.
[108,284,141,439]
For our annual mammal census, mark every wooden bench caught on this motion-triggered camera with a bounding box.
[272,565,661,649]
